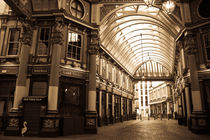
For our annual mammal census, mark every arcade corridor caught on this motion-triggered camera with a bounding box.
[1,119,210,140]
[0,0,210,138]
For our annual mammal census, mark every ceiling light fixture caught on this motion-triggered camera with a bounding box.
[143,0,176,14]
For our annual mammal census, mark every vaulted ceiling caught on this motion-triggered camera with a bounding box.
[99,4,184,77]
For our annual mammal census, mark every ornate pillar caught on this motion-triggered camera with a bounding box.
[48,18,63,112]
[98,90,102,126]
[184,31,208,133]
[111,94,115,123]
[105,92,109,124]
[5,23,32,136]
[121,96,123,122]
[184,79,192,128]
[85,30,99,133]
[13,23,32,110]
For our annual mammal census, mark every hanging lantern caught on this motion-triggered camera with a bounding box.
[162,0,176,14]
[143,0,156,7]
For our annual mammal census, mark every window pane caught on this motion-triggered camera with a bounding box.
[31,82,47,96]
[45,28,50,40]
[8,29,20,55]
[8,43,18,55]
[64,86,80,105]
[0,101,5,116]
[38,28,50,55]
[67,32,82,60]
[40,29,45,40]
[204,33,210,60]
[38,42,48,55]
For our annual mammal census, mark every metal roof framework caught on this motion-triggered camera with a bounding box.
[99,4,184,77]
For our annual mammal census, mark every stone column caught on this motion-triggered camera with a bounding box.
[13,23,32,110]
[98,90,102,126]
[105,92,109,124]
[112,94,115,123]
[85,30,99,133]
[167,101,170,119]
[184,81,192,128]
[48,18,63,112]
[184,31,208,133]
[127,98,129,119]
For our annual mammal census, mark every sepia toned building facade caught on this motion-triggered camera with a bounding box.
[0,0,210,137]
[149,82,173,119]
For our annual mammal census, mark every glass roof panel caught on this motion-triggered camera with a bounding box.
[99,4,183,76]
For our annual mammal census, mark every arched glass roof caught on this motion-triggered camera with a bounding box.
[99,4,184,77]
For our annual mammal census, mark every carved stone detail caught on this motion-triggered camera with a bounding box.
[51,17,64,45]
[184,31,197,55]
[21,23,32,46]
[43,119,55,128]
[8,118,19,127]
[88,30,99,55]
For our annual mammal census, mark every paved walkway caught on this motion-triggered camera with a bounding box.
[1,119,210,140]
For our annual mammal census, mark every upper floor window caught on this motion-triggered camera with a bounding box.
[31,81,48,96]
[203,33,210,61]
[102,59,106,78]
[67,32,82,60]
[37,27,51,56]
[7,28,20,55]
[70,0,85,19]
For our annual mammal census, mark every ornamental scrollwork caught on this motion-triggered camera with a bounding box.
[184,31,197,55]
[51,17,64,45]
[21,23,32,46]
[88,30,99,55]
[8,118,19,127]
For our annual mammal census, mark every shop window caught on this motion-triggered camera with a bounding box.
[141,96,143,106]
[7,28,20,55]
[31,81,48,96]
[0,81,15,97]
[37,27,50,56]
[205,83,210,110]
[64,86,80,105]
[70,0,85,19]
[67,32,82,61]
[116,71,119,84]
[0,101,4,116]
[63,86,82,116]
[145,96,148,106]
[203,33,210,61]
[0,80,15,114]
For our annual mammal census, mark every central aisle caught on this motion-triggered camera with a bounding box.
[1,120,210,140]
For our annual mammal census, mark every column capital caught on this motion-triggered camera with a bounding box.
[51,17,64,45]
[183,31,197,55]
[88,30,99,55]
[21,23,33,46]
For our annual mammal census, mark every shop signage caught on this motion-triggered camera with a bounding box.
[61,68,88,79]
[32,67,49,74]
[0,67,18,74]
[23,96,46,102]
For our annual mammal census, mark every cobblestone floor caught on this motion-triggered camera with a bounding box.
[1,119,210,140]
